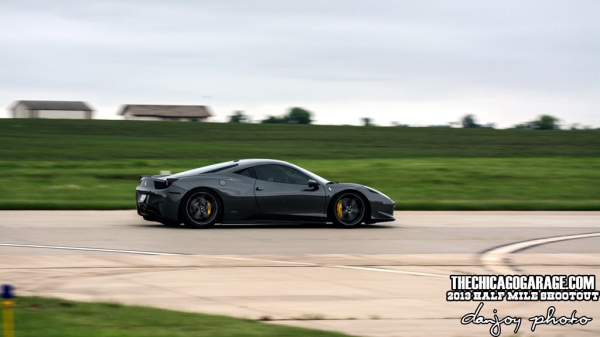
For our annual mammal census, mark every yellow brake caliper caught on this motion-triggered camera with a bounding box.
[336,200,343,219]
[206,201,212,215]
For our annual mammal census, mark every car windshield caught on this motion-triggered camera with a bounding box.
[170,162,238,178]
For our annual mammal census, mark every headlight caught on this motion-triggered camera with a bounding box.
[366,187,390,200]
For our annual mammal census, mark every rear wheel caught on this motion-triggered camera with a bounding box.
[330,192,366,227]
[181,189,220,228]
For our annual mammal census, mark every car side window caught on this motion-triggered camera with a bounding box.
[254,165,286,183]
[254,165,310,185]
[278,166,310,185]
[235,168,257,179]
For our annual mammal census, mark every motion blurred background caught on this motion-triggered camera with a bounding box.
[0,0,598,209]
[0,0,598,127]
[1,2,600,337]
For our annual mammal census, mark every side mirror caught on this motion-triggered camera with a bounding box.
[307,179,319,191]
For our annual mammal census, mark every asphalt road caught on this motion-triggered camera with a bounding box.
[1,211,599,337]
[2,211,600,256]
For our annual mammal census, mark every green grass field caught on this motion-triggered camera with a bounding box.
[0,119,598,210]
[3,297,353,337]
[2,119,599,160]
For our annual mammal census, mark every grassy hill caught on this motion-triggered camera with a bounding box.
[1,119,598,210]
[2,119,599,160]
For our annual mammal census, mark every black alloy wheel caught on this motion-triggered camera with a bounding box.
[331,192,366,227]
[182,189,220,228]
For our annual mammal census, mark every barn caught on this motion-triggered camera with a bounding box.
[10,100,94,119]
[118,105,212,121]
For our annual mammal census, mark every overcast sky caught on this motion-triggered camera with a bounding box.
[1,0,598,127]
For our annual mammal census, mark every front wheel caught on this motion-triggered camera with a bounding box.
[330,192,366,227]
[181,189,220,228]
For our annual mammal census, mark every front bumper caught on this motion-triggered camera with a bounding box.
[368,201,396,223]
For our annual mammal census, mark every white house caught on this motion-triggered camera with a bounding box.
[118,105,212,121]
[10,100,94,119]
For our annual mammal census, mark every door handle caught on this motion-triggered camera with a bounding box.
[255,187,263,191]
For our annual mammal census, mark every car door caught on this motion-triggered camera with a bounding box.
[253,164,326,220]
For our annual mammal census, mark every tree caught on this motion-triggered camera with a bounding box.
[228,111,249,123]
[261,116,285,124]
[286,107,312,124]
[512,115,560,130]
[461,114,481,128]
[362,117,372,126]
[260,107,313,124]
[513,123,534,130]
[532,115,560,130]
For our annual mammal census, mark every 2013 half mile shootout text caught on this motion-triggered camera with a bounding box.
[447,275,599,302]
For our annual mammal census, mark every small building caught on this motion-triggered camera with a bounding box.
[118,105,212,121]
[10,100,94,119]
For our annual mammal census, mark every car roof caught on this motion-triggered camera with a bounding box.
[234,159,330,184]
[233,158,291,168]
[171,159,329,184]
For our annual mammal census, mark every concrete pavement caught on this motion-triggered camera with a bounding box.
[1,211,599,336]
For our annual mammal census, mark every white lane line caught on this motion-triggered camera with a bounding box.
[0,243,181,256]
[206,255,315,266]
[1,243,448,277]
[481,232,600,274]
[201,257,447,276]
[332,265,447,278]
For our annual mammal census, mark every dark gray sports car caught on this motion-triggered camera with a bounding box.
[136,159,395,228]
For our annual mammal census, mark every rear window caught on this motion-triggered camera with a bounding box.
[235,167,257,179]
[170,162,239,178]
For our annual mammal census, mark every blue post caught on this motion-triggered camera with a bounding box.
[2,284,15,337]
[1,285,13,300]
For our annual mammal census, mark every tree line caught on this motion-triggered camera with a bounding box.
[229,107,312,125]
[461,114,562,130]
[229,108,588,130]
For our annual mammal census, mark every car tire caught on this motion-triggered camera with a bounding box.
[330,192,366,227]
[181,188,220,228]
